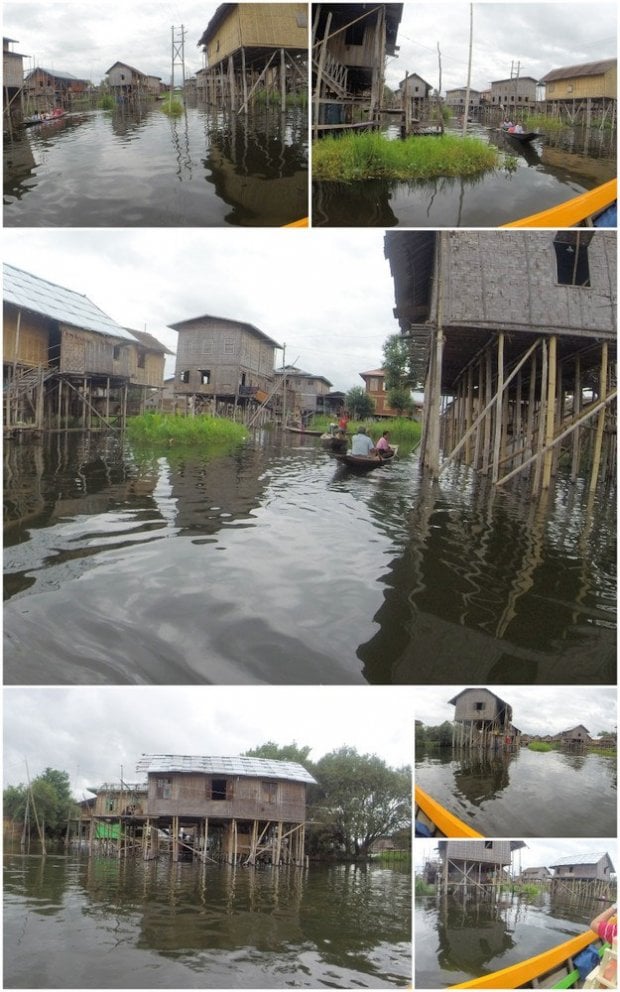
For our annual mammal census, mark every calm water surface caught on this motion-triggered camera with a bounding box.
[4,852,411,988]
[313,123,616,227]
[415,892,607,988]
[415,748,616,836]
[3,432,616,685]
[3,105,308,227]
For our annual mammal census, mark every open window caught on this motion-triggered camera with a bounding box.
[199,369,211,385]
[554,234,592,287]
[179,370,190,384]
[211,778,228,800]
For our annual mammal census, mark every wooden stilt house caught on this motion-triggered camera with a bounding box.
[549,851,616,900]
[541,59,617,125]
[312,4,403,137]
[438,840,526,895]
[384,230,617,493]
[3,37,26,127]
[449,688,515,749]
[196,4,308,112]
[136,754,316,865]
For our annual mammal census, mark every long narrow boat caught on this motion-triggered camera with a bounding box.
[449,931,607,989]
[503,178,617,228]
[320,431,348,452]
[336,445,398,472]
[499,127,540,143]
[285,425,323,436]
[415,786,483,838]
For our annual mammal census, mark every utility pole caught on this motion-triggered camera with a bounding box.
[171,25,187,98]
[462,4,473,137]
[281,343,287,426]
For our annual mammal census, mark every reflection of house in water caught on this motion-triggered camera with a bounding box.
[450,688,520,750]
[435,897,514,973]
[76,754,317,866]
[197,3,308,111]
[450,750,512,805]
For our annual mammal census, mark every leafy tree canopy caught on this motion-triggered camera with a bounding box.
[382,335,415,391]
[3,767,77,837]
[244,741,314,767]
[386,386,414,416]
[345,386,375,420]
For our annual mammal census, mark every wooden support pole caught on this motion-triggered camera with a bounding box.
[542,335,557,489]
[571,356,582,481]
[589,341,609,494]
[533,340,548,495]
[492,333,504,483]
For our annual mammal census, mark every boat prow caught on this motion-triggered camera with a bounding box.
[503,178,617,228]
[415,786,483,838]
[336,445,398,472]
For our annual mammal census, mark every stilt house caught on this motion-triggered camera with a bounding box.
[449,688,514,748]
[312,3,403,135]
[555,724,592,746]
[105,62,149,100]
[24,67,89,109]
[197,4,308,111]
[168,313,281,422]
[137,754,317,865]
[384,230,617,492]
[273,365,332,422]
[437,840,526,891]
[3,37,26,124]
[549,852,615,899]
[359,367,407,418]
[3,263,167,432]
[542,59,617,120]
[489,75,538,110]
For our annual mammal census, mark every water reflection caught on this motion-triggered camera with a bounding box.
[4,853,411,988]
[4,106,308,226]
[358,467,616,685]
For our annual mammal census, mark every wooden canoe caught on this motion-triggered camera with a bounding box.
[285,426,323,436]
[500,127,540,143]
[336,445,398,472]
[320,432,348,452]
[415,786,483,838]
[503,178,617,228]
[449,931,607,989]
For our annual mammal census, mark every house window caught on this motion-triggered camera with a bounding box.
[296,12,307,27]
[113,345,122,360]
[262,781,278,803]
[211,778,228,800]
[484,841,493,849]
[137,352,145,369]
[105,798,115,812]
[345,22,365,45]
[180,370,190,384]
[199,369,211,385]
[224,339,234,354]
[475,702,486,711]
[156,777,172,799]
[554,242,591,287]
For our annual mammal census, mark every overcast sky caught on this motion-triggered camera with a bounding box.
[4,2,616,92]
[414,838,617,872]
[385,2,617,92]
[4,686,413,797]
[3,228,397,391]
[415,686,617,737]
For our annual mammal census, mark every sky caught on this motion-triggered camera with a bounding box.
[414,838,618,872]
[414,686,617,737]
[4,1,617,92]
[385,2,617,92]
[3,228,399,391]
[3,685,413,798]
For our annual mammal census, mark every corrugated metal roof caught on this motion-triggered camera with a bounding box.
[136,753,317,784]
[3,263,139,342]
[542,59,617,83]
[549,852,611,867]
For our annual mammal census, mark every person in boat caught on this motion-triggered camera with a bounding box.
[590,903,617,943]
[338,412,349,432]
[502,119,513,130]
[351,425,376,457]
[513,122,524,134]
[375,430,394,457]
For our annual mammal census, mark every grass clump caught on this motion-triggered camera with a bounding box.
[126,413,247,448]
[98,94,116,110]
[415,877,435,896]
[312,132,500,181]
[161,97,184,116]
[528,742,554,752]
[522,113,565,133]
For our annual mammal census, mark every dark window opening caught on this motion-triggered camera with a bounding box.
[484,841,493,849]
[554,242,591,286]
[262,781,278,802]
[212,778,228,800]
[180,370,190,384]
[137,352,145,369]
[156,777,171,799]
[199,369,211,385]
[475,702,485,711]
[345,22,365,45]
[113,345,122,360]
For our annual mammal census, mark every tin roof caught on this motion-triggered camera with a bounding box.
[542,59,617,83]
[3,263,139,342]
[550,852,613,868]
[136,753,317,784]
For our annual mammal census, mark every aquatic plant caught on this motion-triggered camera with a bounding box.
[527,742,554,752]
[522,112,566,133]
[126,412,247,447]
[312,132,500,181]
[161,97,184,117]
[415,877,435,895]
[98,94,116,110]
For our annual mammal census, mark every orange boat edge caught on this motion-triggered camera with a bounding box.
[283,217,309,227]
[414,786,483,839]
[503,178,617,228]
[448,930,605,989]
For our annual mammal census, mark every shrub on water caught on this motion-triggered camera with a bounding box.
[161,97,184,117]
[126,413,247,447]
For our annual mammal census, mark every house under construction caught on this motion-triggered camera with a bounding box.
[196,3,308,112]
[384,230,617,496]
[78,755,317,866]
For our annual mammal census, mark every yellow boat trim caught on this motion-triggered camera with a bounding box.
[448,930,598,989]
[415,786,483,838]
[502,178,617,228]
[283,217,309,227]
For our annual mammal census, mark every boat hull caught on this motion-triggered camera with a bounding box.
[415,786,483,838]
[336,446,398,472]
[504,178,617,228]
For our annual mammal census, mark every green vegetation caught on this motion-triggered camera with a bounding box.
[307,414,421,449]
[126,413,247,448]
[161,96,184,116]
[4,769,76,839]
[98,94,116,110]
[528,742,554,752]
[312,132,501,182]
[416,721,454,748]
[245,742,411,858]
[346,385,376,420]
[415,876,436,895]
[522,112,566,133]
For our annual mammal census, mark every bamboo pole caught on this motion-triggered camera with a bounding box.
[589,342,608,494]
[542,335,557,489]
[491,333,504,483]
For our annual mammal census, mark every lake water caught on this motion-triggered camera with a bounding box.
[3,105,308,227]
[3,851,411,988]
[3,431,616,685]
[415,748,617,837]
[312,123,616,227]
[415,891,606,988]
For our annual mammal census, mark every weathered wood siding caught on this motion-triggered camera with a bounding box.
[3,307,49,366]
[452,689,505,722]
[93,790,147,816]
[553,859,612,880]
[4,51,24,89]
[441,840,514,865]
[325,15,380,71]
[206,3,307,66]
[437,232,617,338]
[107,64,143,88]
[147,772,307,821]
[60,326,134,376]
[175,320,276,394]
[131,350,166,387]
[545,65,617,101]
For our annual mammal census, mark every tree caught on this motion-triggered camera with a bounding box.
[382,335,415,391]
[345,386,375,420]
[386,386,414,417]
[311,747,411,857]
[3,768,76,838]
[244,741,314,767]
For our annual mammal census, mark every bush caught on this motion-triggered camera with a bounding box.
[126,413,247,447]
